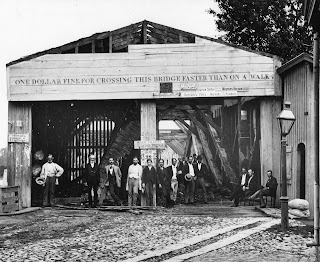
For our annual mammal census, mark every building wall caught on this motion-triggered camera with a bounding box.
[283,62,314,216]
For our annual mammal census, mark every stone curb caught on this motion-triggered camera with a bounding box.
[0,207,41,216]
[163,219,281,262]
[120,217,271,262]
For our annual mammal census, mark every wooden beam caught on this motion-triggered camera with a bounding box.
[159,105,176,120]
[175,118,197,136]
[174,120,192,136]
[91,41,96,53]
[207,124,237,183]
[183,110,209,136]
[109,34,113,53]
[195,126,223,187]
[191,104,221,135]
[184,135,192,157]
[142,20,148,44]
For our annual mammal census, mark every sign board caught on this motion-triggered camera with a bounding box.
[7,43,281,101]
[134,140,166,150]
[140,149,157,166]
[8,133,29,143]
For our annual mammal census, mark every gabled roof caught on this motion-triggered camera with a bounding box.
[277,53,313,75]
[7,20,276,67]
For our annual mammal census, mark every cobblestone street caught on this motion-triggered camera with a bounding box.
[0,202,316,262]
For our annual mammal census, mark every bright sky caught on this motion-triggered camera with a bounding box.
[0,0,219,149]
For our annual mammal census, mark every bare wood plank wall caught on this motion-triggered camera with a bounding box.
[259,98,281,197]
[284,62,313,207]
[8,42,279,101]
[7,102,32,208]
[140,101,157,206]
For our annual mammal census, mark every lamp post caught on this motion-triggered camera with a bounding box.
[277,101,296,229]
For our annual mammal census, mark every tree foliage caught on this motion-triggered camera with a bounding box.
[209,0,313,61]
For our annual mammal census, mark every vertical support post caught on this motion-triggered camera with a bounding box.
[237,100,242,172]
[7,102,32,208]
[280,137,289,229]
[109,34,113,53]
[140,101,157,206]
[313,29,320,250]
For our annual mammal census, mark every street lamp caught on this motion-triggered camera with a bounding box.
[277,101,296,229]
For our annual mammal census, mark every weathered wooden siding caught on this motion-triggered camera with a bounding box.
[283,62,314,212]
[260,98,281,202]
[8,42,280,101]
[7,102,32,208]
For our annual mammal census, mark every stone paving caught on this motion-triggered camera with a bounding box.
[0,204,316,262]
[0,205,258,262]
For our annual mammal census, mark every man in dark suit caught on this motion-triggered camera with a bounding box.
[182,156,196,204]
[229,167,249,207]
[194,155,208,204]
[141,159,157,206]
[245,169,258,196]
[157,159,172,207]
[83,153,100,208]
[166,158,182,205]
[249,170,278,208]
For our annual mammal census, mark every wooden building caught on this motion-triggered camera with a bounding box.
[6,20,283,207]
[278,53,317,217]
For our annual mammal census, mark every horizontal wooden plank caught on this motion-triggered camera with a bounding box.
[2,203,19,213]
[8,44,280,101]
[2,195,19,203]
[9,56,274,70]
[9,88,275,101]
[10,80,274,94]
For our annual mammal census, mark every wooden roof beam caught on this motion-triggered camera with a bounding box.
[182,110,209,136]
[190,104,221,135]
[174,118,197,136]
[173,120,192,136]
[159,105,176,120]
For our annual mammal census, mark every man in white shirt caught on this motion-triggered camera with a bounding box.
[40,154,64,207]
[126,157,143,206]
[166,158,182,204]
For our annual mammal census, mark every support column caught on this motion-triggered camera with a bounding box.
[7,102,32,208]
[260,98,281,202]
[140,101,157,206]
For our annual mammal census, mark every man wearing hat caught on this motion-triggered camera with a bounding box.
[194,155,208,204]
[40,154,64,207]
[182,156,196,204]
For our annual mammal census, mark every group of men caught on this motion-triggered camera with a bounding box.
[39,153,277,209]
[229,167,278,208]
[81,153,210,208]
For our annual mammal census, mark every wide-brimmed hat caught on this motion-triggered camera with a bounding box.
[185,173,192,181]
[36,177,45,185]
[47,154,54,160]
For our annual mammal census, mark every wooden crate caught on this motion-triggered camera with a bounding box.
[0,186,22,213]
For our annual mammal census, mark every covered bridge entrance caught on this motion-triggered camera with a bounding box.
[6,21,282,207]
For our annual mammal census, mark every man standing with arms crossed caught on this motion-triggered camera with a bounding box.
[126,156,143,206]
